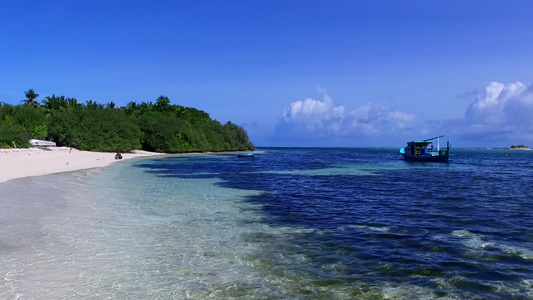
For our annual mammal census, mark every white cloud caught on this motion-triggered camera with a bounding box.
[445,81,533,145]
[280,89,344,135]
[465,81,528,125]
[272,81,533,147]
[275,89,417,144]
[467,82,532,125]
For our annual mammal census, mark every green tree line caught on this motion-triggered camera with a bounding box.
[0,90,255,152]
[510,145,528,149]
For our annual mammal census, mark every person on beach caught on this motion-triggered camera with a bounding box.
[115,153,123,160]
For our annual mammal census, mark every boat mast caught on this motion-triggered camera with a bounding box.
[424,135,444,152]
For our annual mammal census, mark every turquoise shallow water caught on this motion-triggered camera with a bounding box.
[1,148,532,299]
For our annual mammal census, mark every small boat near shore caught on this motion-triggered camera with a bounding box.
[400,135,451,162]
[236,152,255,157]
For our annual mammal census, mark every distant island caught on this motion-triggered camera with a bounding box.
[509,145,532,150]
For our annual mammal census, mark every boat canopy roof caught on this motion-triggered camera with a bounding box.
[407,141,433,145]
[406,135,444,146]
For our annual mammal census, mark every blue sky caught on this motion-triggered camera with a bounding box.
[1,1,532,148]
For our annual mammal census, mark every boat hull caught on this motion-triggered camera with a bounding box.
[401,153,448,162]
[236,153,255,157]
[400,136,451,163]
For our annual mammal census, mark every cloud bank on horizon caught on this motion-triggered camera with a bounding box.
[271,82,533,147]
[454,81,533,143]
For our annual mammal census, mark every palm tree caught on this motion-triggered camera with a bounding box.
[85,100,103,109]
[41,95,72,112]
[126,101,136,109]
[67,97,79,108]
[22,89,40,107]
[155,95,171,112]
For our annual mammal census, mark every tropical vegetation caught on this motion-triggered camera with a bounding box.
[510,145,529,149]
[0,91,255,152]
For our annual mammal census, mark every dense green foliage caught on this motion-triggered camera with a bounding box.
[0,119,31,148]
[0,92,255,152]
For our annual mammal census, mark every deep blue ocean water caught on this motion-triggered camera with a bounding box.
[133,147,533,299]
[1,147,532,299]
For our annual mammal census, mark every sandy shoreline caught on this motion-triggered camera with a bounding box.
[0,147,165,183]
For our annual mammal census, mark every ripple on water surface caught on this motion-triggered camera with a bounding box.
[0,162,284,299]
[1,149,533,299]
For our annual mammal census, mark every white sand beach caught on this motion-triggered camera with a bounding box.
[0,147,164,183]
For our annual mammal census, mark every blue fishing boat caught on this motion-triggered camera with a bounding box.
[236,152,255,157]
[400,135,451,162]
